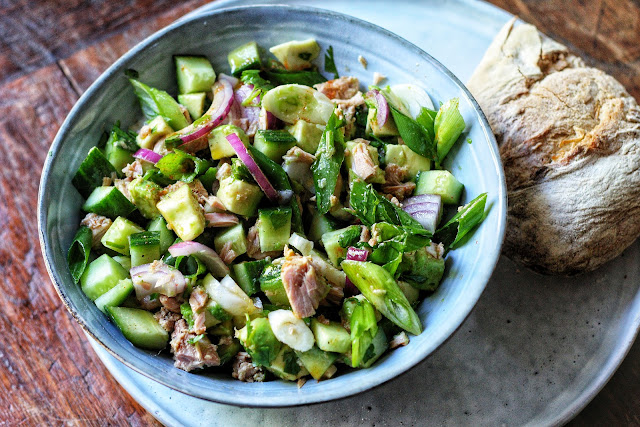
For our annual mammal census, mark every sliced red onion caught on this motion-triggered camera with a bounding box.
[133,148,163,164]
[403,194,442,207]
[403,202,440,215]
[259,107,277,130]
[218,73,239,87]
[225,133,279,202]
[403,194,442,233]
[130,261,186,299]
[345,246,368,296]
[235,84,260,136]
[373,89,389,127]
[204,213,239,227]
[177,78,234,144]
[168,241,229,277]
[408,210,440,233]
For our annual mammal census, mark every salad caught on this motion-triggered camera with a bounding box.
[67,37,487,383]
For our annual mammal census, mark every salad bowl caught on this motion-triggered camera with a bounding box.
[38,5,507,406]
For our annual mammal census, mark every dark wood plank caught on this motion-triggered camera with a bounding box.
[0,64,159,425]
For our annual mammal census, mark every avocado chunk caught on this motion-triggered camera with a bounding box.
[415,170,463,204]
[178,92,207,120]
[217,175,263,217]
[128,177,161,219]
[235,317,281,367]
[136,116,174,149]
[366,107,399,137]
[156,184,205,241]
[100,216,144,255]
[262,84,334,125]
[175,56,216,94]
[321,225,361,267]
[400,245,445,291]
[106,306,169,350]
[385,144,431,179]
[311,319,351,354]
[269,38,321,71]
[214,223,248,259]
[208,124,248,160]
[258,207,292,252]
[285,120,325,153]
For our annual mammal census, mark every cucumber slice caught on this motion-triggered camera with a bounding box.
[267,345,306,381]
[415,170,464,204]
[295,346,339,380]
[232,259,270,296]
[214,223,248,259]
[311,319,351,354]
[259,263,290,307]
[208,124,248,160]
[258,207,292,252]
[129,231,161,267]
[307,209,340,242]
[175,56,216,95]
[82,186,137,219]
[100,216,144,255]
[112,255,131,271]
[269,39,320,71]
[104,125,137,172]
[95,278,134,313]
[228,41,262,77]
[253,130,297,162]
[72,147,119,198]
[106,306,169,350]
[156,184,205,242]
[285,120,325,153]
[147,216,176,255]
[178,92,207,120]
[321,225,361,267]
[80,254,129,300]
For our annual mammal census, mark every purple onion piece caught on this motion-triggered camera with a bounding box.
[168,241,229,277]
[373,89,389,127]
[226,133,279,202]
[177,78,234,144]
[133,148,163,164]
[344,246,369,296]
[403,202,440,215]
[403,194,442,207]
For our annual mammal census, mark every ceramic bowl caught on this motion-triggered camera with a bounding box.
[38,5,507,407]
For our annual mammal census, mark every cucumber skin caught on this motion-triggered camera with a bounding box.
[80,254,129,300]
[228,41,262,77]
[72,147,119,198]
[258,207,292,252]
[82,186,137,219]
[95,279,134,314]
[415,170,463,205]
[232,259,270,296]
[106,306,169,351]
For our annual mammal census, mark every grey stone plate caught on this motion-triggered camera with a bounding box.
[88,0,640,426]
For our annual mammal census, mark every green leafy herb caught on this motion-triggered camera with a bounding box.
[149,293,159,301]
[129,79,188,130]
[324,46,339,79]
[263,69,327,86]
[240,70,274,105]
[107,122,138,152]
[180,303,195,329]
[155,149,210,182]
[283,350,301,375]
[389,104,436,161]
[312,111,346,215]
[338,226,362,248]
[231,158,255,183]
[435,192,487,250]
[416,107,437,142]
[187,334,206,345]
[142,168,175,187]
[434,98,465,164]
[67,226,93,283]
[175,255,207,278]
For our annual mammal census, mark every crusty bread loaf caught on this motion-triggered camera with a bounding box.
[468,18,640,275]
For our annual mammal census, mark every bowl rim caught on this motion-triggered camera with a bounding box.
[38,3,507,407]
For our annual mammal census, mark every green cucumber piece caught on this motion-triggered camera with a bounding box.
[156,184,205,242]
[112,255,131,271]
[321,225,361,267]
[218,338,242,365]
[285,120,325,153]
[95,278,134,313]
[104,125,137,172]
[267,345,305,381]
[232,259,270,296]
[269,39,320,71]
[72,147,119,198]
[216,176,263,217]
[253,130,297,162]
[295,346,339,380]
[214,223,248,259]
[178,92,207,120]
[129,79,189,130]
[175,56,216,94]
[82,186,136,219]
[311,319,351,354]
[80,254,129,300]
[129,231,161,267]
[147,216,176,254]
[259,263,290,307]
[100,216,144,255]
[106,306,169,350]
[360,327,388,368]
[258,207,292,252]
[228,41,262,77]
[128,177,161,219]
[208,124,248,160]
[384,144,431,179]
[307,208,340,242]
[415,170,463,204]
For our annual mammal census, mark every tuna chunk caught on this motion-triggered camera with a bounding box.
[350,141,378,182]
[154,307,182,333]
[314,76,360,100]
[281,255,327,318]
[231,352,265,382]
[170,319,220,372]
[80,213,112,249]
[246,223,281,260]
[381,182,416,201]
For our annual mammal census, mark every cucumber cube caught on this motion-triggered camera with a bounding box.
[80,254,129,300]
[214,223,248,259]
[147,216,176,254]
[101,216,144,255]
[258,207,292,252]
[259,263,290,307]
[112,255,131,271]
[232,259,270,296]
[385,144,431,179]
[156,184,205,241]
[285,120,325,153]
[178,92,207,120]
[72,147,119,198]
[129,231,161,267]
[82,186,137,219]
[307,209,340,242]
[415,170,463,204]
[106,306,169,350]
[267,345,306,381]
[253,130,297,162]
[95,278,134,313]
[228,41,261,77]
[269,39,320,71]
[175,56,216,95]
[311,319,351,354]
[295,346,339,380]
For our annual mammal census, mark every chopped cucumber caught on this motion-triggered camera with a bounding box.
[385,144,431,179]
[262,84,334,125]
[129,231,161,267]
[295,346,339,380]
[128,177,161,219]
[156,184,205,241]
[208,124,248,160]
[147,216,176,254]
[415,170,463,204]
[214,223,248,259]
[285,120,325,153]
[94,278,134,313]
[259,263,290,307]
[112,255,131,271]
[232,259,270,296]
[72,147,119,198]
[80,254,129,300]
[106,306,169,350]
[321,225,361,267]
[311,319,351,354]
[268,345,306,381]
[228,41,262,77]
[175,56,216,94]
[253,130,297,162]
[104,127,136,172]
[218,338,242,365]
[82,186,137,219]
[307,208,340,242]
[216,176,263,217]
[269,39,320,71]
[136,116,174,149]
[100,216,144,255]
[178,92,207,120]
[258,207,292,252]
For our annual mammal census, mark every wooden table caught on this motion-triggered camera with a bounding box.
[2,0,638,424]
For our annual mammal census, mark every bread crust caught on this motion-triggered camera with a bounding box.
[468,19,640,275]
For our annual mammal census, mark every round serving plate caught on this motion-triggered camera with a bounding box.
[88,0,640,425]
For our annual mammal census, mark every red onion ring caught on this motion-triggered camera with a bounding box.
[133,148,163,164]
[225,133,279,202]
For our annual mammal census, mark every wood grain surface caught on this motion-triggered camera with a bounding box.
[0,0,638,425]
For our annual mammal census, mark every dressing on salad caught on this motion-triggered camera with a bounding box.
[67,37,487,383]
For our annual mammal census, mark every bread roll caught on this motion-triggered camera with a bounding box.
[468,19,640,275]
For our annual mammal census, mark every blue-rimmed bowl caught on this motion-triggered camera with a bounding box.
[38,5,507,407]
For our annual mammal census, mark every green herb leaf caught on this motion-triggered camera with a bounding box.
[67,226,93,283]
[107,122,138,152]
[240,70,274,105]
[312,111,346,215]
[129,79,188,130]
[208,302,232,322]
[435,192,487,250]
[187,334,206,345]
[324,46,339,79]
[263,69,327,87]
[389,104,436,161]
[231,158,255,183]
[416,107,437,142]
[180,303,195,329]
